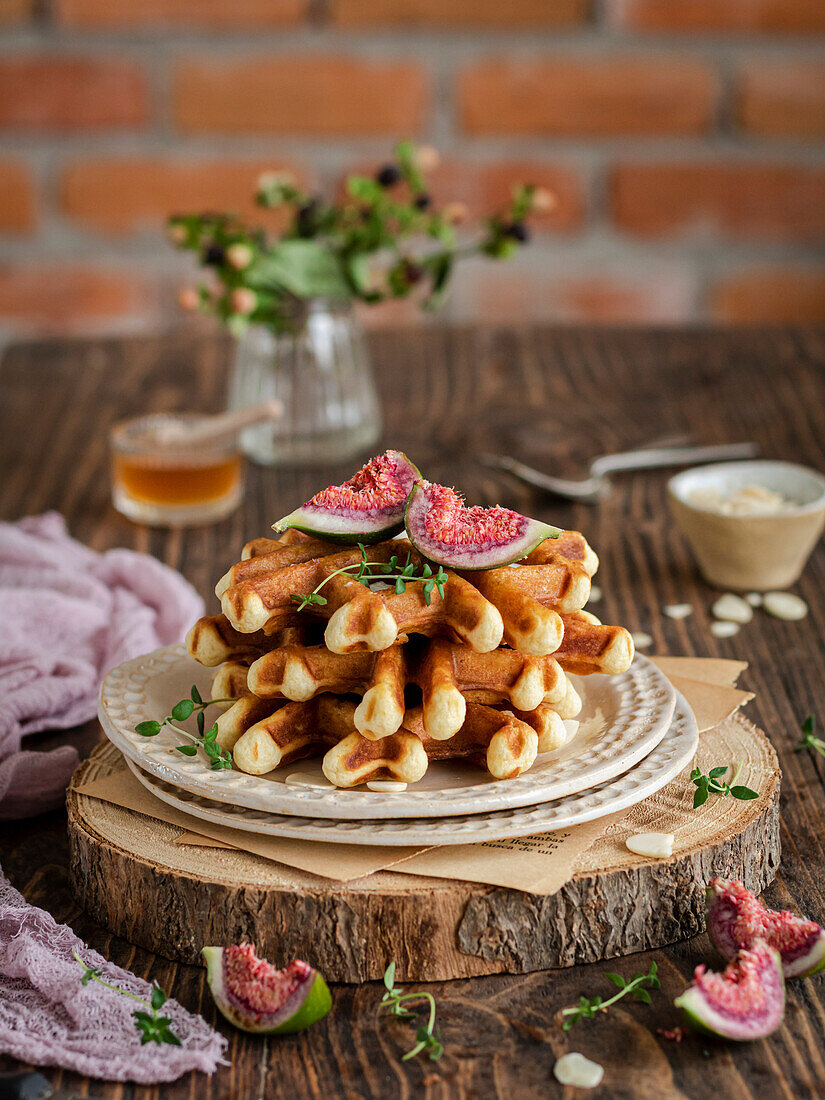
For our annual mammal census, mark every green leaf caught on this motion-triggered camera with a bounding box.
[708,766,728,779]
[175,744,198,757]
[247,240,351,300]
[190,684,203,704]
[395,577,406,595]
[634,989,653,1004]
[384,962,397,990]
[605,973,625,988]
[730,786,759,800]
[151,986,168,1010]
[689,767,700,780]
[135,720,161,737]
[197,711,205,736]
[693,786,710,808]
[802,715,815,735]
[204,722,218,742]
[171,699,194,722]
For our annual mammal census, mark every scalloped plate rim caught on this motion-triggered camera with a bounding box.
[99,645,677,820]
[121,690,698,846]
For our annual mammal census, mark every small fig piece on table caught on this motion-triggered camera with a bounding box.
[706,878,825,979]
[203,943,331,1035]
[675,940,785,1041]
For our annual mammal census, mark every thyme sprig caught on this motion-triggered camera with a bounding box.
[290,543,448,613]
[74,952,181,1046]
[559,962,660,1030]
[690,762,759,808]
[380,962,443,1062]
[135,684,233,770]
[795,715,825,759]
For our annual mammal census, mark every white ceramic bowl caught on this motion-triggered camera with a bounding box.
[668,460,825,590]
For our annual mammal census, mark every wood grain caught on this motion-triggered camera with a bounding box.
[2,327,825,1097]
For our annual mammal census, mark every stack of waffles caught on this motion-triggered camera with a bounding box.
[186,527,635,789]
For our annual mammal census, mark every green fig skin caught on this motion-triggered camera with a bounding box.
[202,946,332,1036]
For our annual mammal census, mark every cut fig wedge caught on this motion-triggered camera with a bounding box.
[203,944,331,1035]
[405,479,560,569]
[272,450,420,545]
[707,878,825,980]
[675,940,785,1041]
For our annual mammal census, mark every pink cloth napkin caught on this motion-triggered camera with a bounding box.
[0,513,204,819]
[0,864,227,1081]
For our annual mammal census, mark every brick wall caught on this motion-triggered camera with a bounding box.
[1,0,824,336]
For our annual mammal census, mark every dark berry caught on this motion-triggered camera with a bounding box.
[203,244,226,266]
[296,198,320,237]
[376,164,401,187]
[504,222,530,243]
[403,262,424,285]
[413,193,432,210]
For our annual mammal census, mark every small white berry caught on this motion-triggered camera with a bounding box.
[226,243,253,270]
[230,288,257,316]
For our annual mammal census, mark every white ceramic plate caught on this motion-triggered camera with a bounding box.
[99,646,676,820]
[123,691,698,846]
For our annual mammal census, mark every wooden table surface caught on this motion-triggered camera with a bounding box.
[2,327,825,1099]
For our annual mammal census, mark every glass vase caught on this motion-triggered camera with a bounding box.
[227,299,382,466]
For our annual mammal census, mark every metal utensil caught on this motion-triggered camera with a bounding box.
[480,441,760,503]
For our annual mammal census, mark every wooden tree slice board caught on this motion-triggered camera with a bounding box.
[67,713,780,983]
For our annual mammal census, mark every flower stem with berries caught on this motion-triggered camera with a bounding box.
[169,142,551,335]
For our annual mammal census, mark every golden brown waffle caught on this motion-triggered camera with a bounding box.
[222,694,540,785]
[190,526,633,786]
[246,638,568,741]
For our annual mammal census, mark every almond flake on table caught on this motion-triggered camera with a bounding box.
[712,593,753,624]
[663,603,693,619]
[553,1053,604,1089]
[626,832,675,858]
[631,631,653,649]
[763,592,809,621]
[711,621,741,638]
[745,592,763,607]
[587,585,602,603]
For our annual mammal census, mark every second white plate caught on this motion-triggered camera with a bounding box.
[123,691,698,846]
[99,645,677,820]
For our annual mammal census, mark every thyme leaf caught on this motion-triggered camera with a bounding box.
[380,962,443,1062]
[559,963,660,1030]
[291,546,448,613]
[135,684,233,770]
[74,953,181,1047]
[690,763,758,808]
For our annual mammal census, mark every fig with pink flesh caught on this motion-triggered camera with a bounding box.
[675,939,785,1041]
[202,943,331,1034]
[404,480,560,569]
[706,877,825,979]
[272,450,420,544]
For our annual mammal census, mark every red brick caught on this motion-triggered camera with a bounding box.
[61,158,308,235]
[459,57,716,136]
[712,268,825,323]
[455,267,696,324]
[174,56,429,135]
[738,62,825,139]
[0,161,36,233]
[330,0,589,28]
[0,266,151,334]
[612,163,825,241]
[341,159,585,232]
[609,0,825,34]
[56,0,306,29]
[0,0,32,25]
[0,57,147,131]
